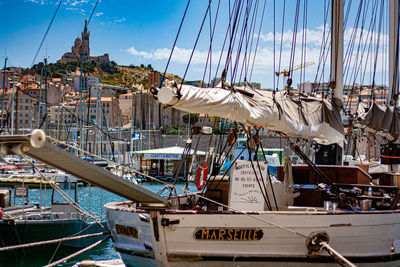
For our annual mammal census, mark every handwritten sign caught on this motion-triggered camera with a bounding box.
[195,228,263,241]
[229,160,268,211]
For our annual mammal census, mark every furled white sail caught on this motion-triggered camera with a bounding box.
[157,83,344,145]
[356,102,400,141]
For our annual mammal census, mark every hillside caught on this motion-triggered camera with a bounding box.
[31,61,183,90]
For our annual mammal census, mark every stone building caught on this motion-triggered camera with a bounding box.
[58,20,110,64]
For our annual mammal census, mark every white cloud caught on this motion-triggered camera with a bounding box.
[95,12,104,17]
[65,6,85,15]
[125,24,389,86]
[126,47,153,58]
[69,0,88,7]
[25,0,41,4]
[126,46,226,66]
[26,0,89,6]
[113,17,126,23]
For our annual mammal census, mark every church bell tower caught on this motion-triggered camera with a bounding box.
[81,19,90,59]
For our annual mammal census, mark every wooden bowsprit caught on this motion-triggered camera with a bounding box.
[0,130,168,208]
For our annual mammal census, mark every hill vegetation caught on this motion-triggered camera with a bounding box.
[31,61,183,90]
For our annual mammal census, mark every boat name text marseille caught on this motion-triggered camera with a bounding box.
[195,228,263,240]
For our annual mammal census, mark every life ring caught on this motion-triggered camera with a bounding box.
[195,161,208,191]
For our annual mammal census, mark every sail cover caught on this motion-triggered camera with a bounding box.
[356,102,400,141]
[158,84,344,145]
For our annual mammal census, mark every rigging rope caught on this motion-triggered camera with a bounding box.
[313,0,330,95]
[30,0,63,67]
[181,0,213,84]
[87,0,100,25]
[21,154,108,231]
[370,0,385,99]
[288,0,301,83]
[160,0,191,86]
[249,0,267,82]
[201,0,221,86]
[277,0,286,90]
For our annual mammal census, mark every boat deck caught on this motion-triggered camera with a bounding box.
[2,205,51,220]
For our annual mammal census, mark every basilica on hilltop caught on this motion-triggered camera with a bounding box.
[58,20,110,64]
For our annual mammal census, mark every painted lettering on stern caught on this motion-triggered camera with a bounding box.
[115,224,138,238]
[195,228,263,241]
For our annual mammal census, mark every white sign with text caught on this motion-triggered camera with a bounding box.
[229,160,268,211]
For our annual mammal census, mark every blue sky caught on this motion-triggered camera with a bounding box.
[0,0,391,88]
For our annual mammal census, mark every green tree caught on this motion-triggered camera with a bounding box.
[182,113,199,124]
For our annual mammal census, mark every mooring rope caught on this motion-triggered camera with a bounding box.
[320,242,357,267]
[44,235,110,267]
[0,232,108,252]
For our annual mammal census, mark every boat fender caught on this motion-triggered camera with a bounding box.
[195,161,208,191]
[0,208,3,219]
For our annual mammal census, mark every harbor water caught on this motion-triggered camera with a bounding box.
[1,182,195,267]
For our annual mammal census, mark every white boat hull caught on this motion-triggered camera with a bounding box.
[105,202,400,267]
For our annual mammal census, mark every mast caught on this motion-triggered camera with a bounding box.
[130,97,134,159]
[331,0,344,109]
[11,70,15,135]
[79,55,83,155]
[57,80,61,140]
[1,57,7,130]
[44,57,48,132]
[389,0,399,106]
[37,67,43,128]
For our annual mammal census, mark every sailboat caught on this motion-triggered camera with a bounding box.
[0,175,108,250]
[104,1,400,266]
[1,0,400,266]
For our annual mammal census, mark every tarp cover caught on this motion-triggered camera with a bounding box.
[165,85,344,145]
[356,102,400,141]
